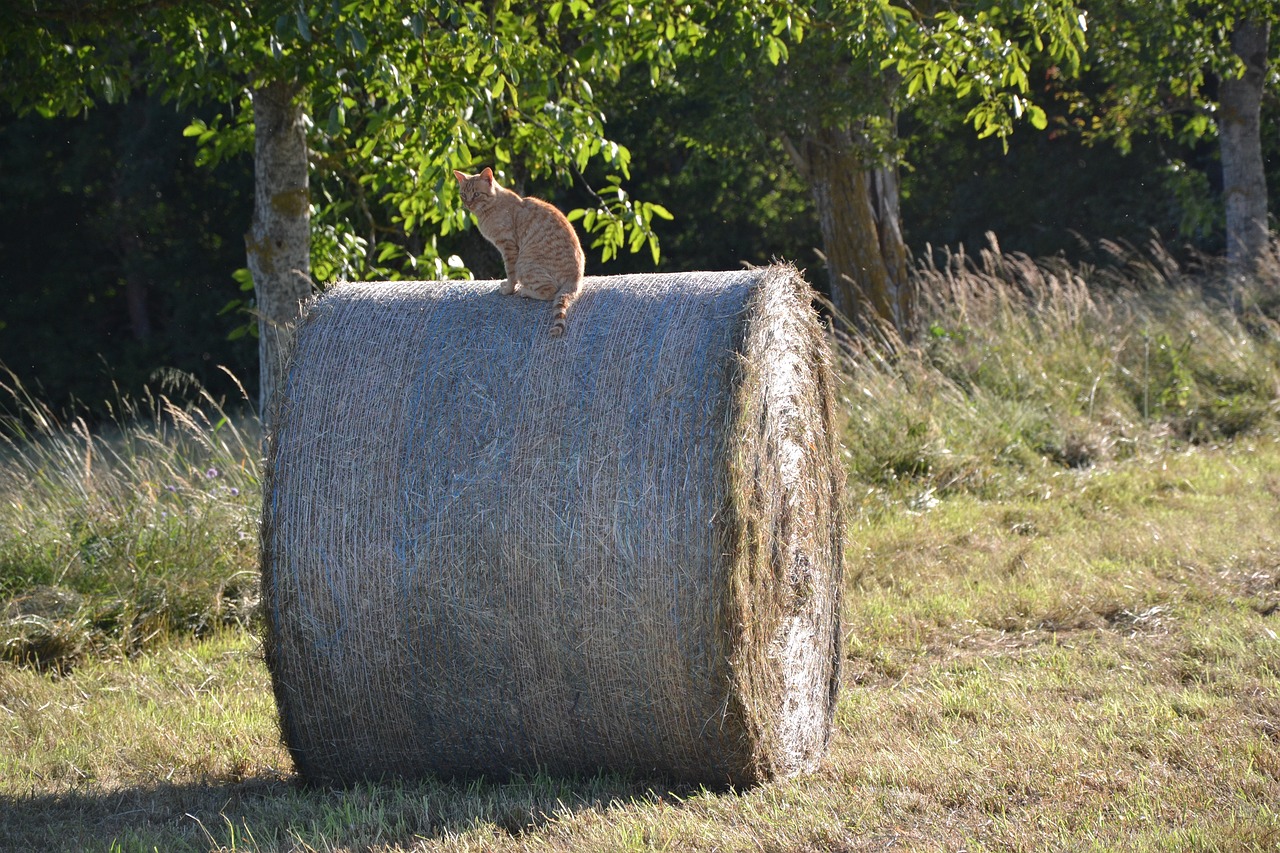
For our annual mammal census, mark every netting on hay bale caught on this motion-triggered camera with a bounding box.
[261,264,845,787]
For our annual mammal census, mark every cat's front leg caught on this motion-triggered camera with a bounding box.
[495,239,520,294]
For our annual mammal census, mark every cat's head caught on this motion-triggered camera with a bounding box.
[453,167,498,211]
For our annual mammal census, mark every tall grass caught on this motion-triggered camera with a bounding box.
[0,368,260,672]
[3,236,1279,674]
[841,235,1280,499]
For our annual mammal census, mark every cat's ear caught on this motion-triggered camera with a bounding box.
[452,170,468,184]
[480,167,494,181]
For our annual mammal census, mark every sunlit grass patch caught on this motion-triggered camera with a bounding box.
[0,369,260,672]
[846,437,1280,662]
[832,434,1280,851]
[833,625,1280,851]
[0,630,283,793]
[842,238,1280,497]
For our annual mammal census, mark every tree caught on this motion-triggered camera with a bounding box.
[1218,16,1271,277]
[245,80,311,417]
[3,1,678,419]
[651,0,1088,337]
[1071,0,1277,278]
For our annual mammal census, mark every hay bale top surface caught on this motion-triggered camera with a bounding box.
[304,270,760,350]
[263,266,844,786]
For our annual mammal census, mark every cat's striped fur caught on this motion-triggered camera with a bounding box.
[453,168,585,338]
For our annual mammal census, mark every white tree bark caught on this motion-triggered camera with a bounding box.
[1218,18,1271,278]
[246,80,313,424]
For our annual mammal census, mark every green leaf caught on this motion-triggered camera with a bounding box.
[907,70,924,98]
[326,103,344,135]
[349,26,367,53]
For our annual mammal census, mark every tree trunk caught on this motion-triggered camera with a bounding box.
[247,79,312,424]
[786,125,914,339]
[1218,17,1270,278]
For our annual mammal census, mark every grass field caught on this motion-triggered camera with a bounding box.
[2,242,1279,851]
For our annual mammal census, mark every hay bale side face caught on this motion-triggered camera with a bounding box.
[722,268,845,782]
[262,266,843,786]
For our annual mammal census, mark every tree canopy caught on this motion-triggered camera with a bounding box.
[164,1,686,278]
[1067,0,1278,273]
[1,0,1277,410]
[641,0,1088,332]
[4,1,693,411]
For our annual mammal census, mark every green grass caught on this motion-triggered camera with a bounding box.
[2,243,1279,851]
[0,368,259,672]
[843,238,1280,493]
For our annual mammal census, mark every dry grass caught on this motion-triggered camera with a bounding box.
[2,439,1277,852]
[843,236,1280,496]
[2,242,1280,850]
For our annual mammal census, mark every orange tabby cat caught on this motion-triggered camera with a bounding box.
[453,167,585,338]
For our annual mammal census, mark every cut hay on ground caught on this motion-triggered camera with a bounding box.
[261,265,845,787]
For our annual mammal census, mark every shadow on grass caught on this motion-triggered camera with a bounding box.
[0,770,693,852]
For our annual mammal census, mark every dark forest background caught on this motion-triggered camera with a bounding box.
[2,66,1276,413]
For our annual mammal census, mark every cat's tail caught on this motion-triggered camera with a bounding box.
[549,281,581,338]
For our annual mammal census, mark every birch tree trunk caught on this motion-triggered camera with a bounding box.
[246,80,312,424]
[1218,17,1271,278]
[786,125,914,338]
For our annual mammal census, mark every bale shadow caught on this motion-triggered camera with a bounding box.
[0,770,704,852]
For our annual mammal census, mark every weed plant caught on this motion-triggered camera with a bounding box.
[0,368,260,672]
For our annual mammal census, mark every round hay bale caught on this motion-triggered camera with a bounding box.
[261,264,845,787]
